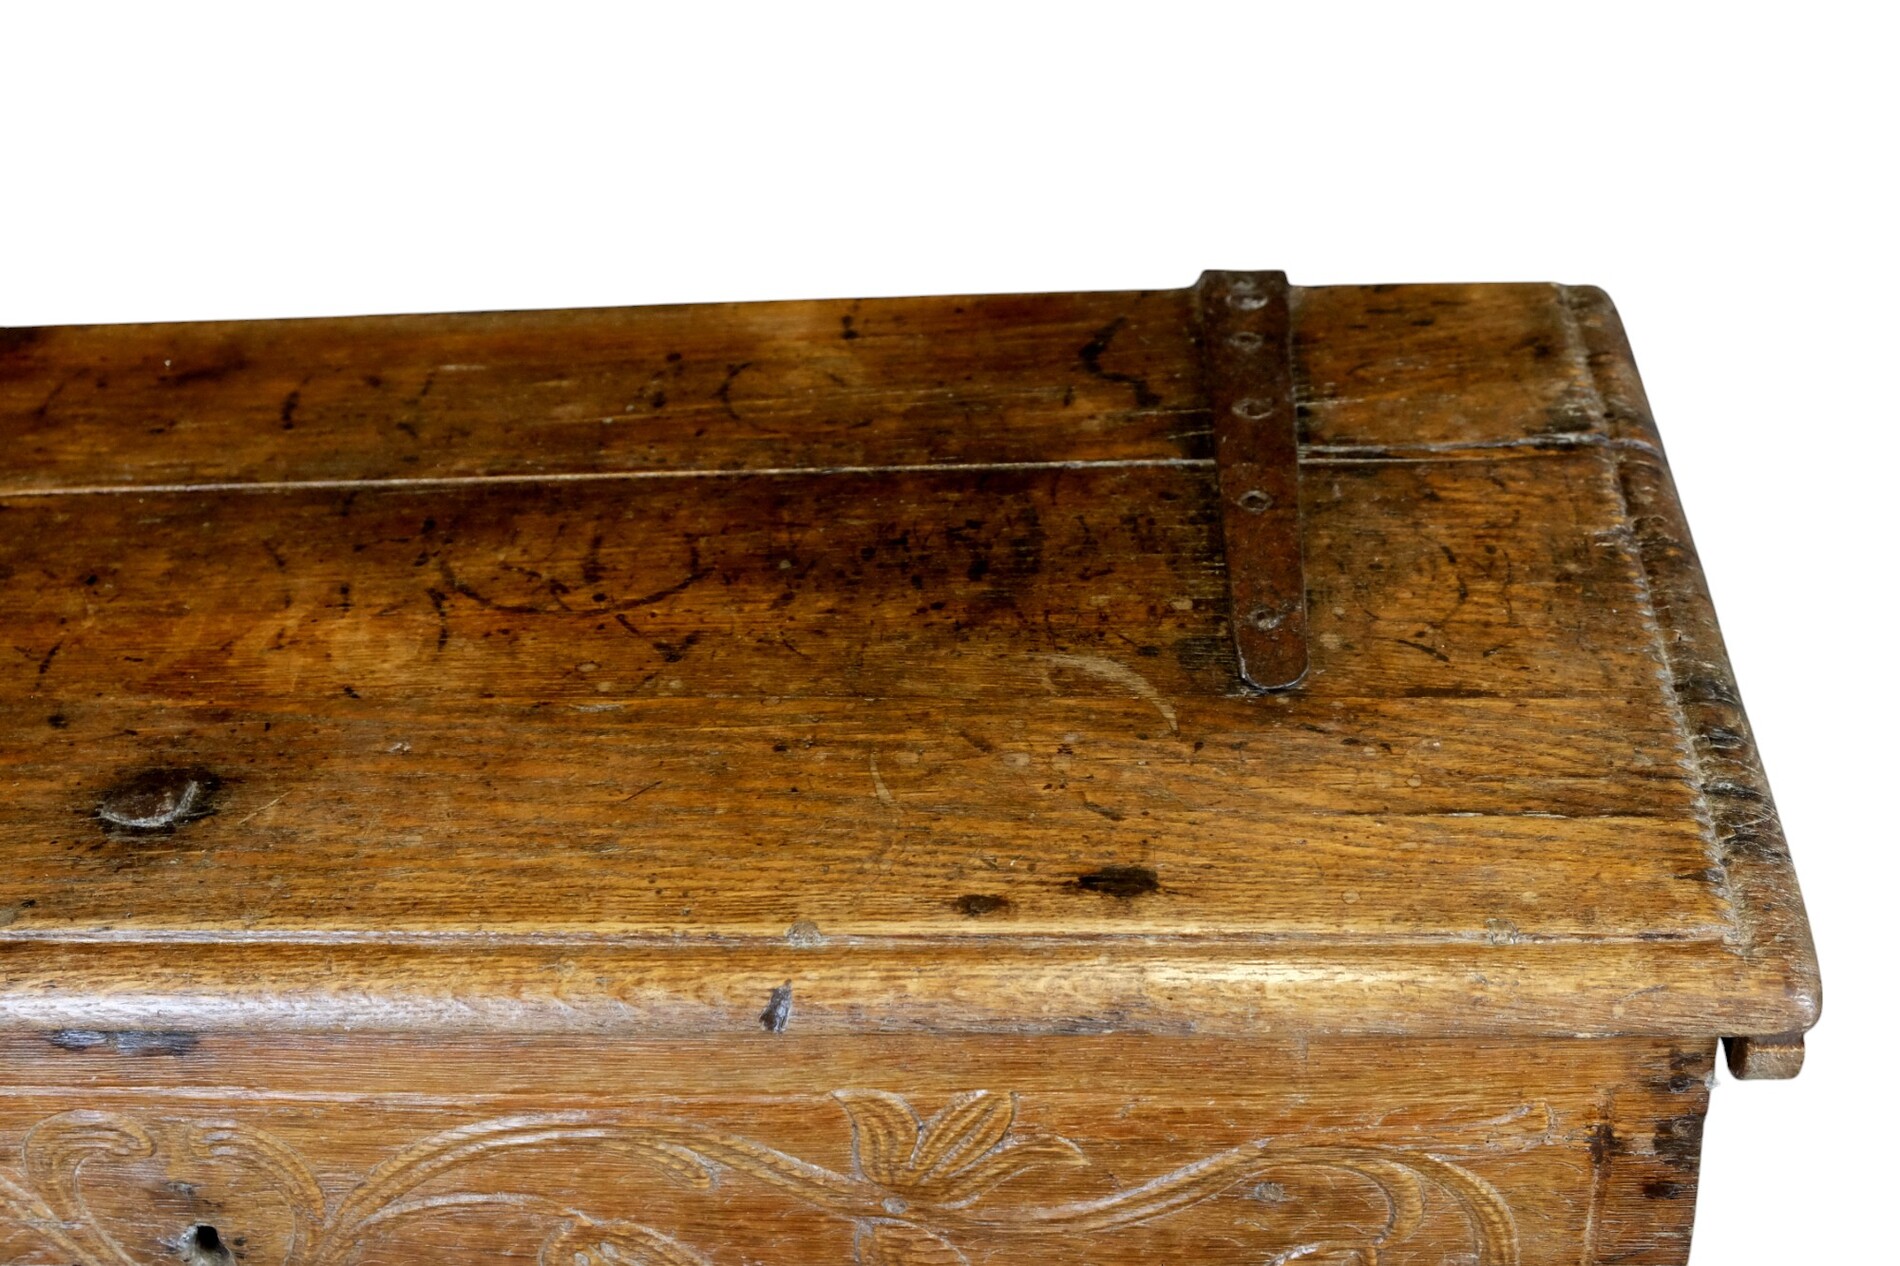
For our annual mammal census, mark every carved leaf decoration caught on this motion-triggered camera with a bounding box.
[0,1168,98,1266]
[835,1091,922,1187]
[0,1097,1523,1266]
[598,1139,718,1192]
[914,1136,1087,1208]
[17,1112,155,1266]
[321,1115,715,1256]
[836,1090,1086,1207]
[854,1219,970,1266]
[539,1217,714,1266]
[1403,1156,1519,1266]
[1248,1154,1430,1264]
[909,1092,1013,1182]
[187,1121,329,1241]
[1338,1156,1428,1247]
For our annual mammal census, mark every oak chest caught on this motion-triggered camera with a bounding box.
[0,274,1819,1264]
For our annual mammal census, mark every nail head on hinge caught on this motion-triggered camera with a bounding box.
[1248,603,1294,632]
[1237,489,1274,513]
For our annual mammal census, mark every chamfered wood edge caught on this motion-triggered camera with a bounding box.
[1562,284,1822,1064]
[0,938,1820,1040]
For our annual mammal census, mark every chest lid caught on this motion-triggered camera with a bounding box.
[0,274,1818,1044]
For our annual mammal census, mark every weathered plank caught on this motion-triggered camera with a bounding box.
[0,277,1820,1266]
[0,289,1206,489]
[0,279,1817,1039]
[3,283,1651,493]
[0,452,1727,943]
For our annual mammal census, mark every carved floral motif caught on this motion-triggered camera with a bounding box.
[0,1092,1533,1265]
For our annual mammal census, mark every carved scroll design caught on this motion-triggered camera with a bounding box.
[0,1093,1540,1265]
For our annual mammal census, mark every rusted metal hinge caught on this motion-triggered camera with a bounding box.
[1195,269,1307,691]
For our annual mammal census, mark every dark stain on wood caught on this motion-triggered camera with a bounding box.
[1073,866,1160,900]
[953,894,1012,918]
[160,346,249,388]
[48,1030,201,1057]
[1651,1113,1707,1172]
[1078,316,1162,409]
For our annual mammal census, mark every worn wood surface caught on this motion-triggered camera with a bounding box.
[0,1032,1709,1265]
[0,278,1821,1262]
[0,280,1817,1038]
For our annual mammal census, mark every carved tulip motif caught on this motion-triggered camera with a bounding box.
[837,1090,1085,1209]
[835,1090,1085,1265]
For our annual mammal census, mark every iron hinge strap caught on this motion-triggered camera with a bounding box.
[1194,269,1307,691]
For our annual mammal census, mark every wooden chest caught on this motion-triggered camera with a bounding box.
[0,274,1818,1265]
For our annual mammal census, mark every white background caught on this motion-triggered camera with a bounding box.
[2,5,1892,1260]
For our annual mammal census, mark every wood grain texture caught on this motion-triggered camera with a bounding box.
[0,289,1205,490]
[0,279,1816,1041]
[0,277,1820,1263]
[0,1033,1710,1265]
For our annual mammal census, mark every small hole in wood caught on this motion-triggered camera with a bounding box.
[182,1223,232,1264]
[1232,397,1277,420]
[1237,489,1274,513]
